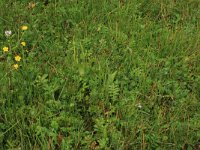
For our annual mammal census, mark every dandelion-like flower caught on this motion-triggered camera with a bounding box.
[2,47,9,52]
[15,55,21,62]
[13,64,19,69]
[21,41,26,46]
[21,25,28,31]
[5,30,12,37]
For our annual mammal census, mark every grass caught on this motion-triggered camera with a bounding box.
[0,0,200,149]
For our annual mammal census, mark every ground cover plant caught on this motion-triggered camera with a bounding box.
[0,0,200,149]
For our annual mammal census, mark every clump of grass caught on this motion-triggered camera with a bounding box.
[0,0,199,149]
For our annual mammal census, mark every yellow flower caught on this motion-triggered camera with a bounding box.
[21,25,28,30]
[21,41,26,46]
[3,46,9,52]
[15,55,21,62]
[13,64,19,69]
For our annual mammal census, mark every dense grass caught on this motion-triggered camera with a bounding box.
[0,0,200,149]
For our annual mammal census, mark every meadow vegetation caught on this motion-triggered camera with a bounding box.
[0,0,200,149]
